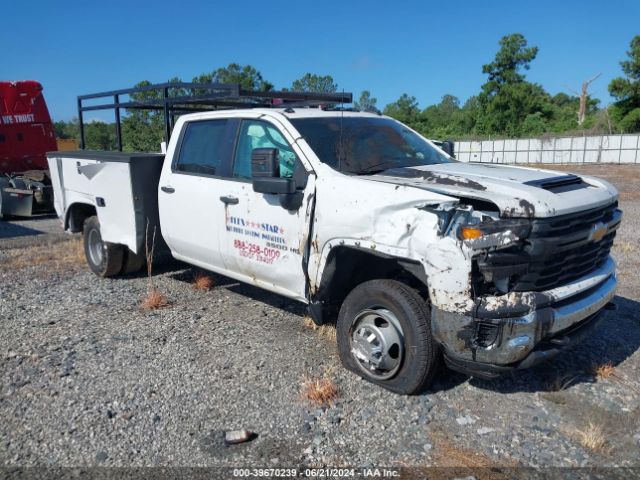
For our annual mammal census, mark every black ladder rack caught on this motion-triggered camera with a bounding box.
[77,82,352,151]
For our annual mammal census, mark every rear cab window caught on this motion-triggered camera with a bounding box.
[174,119,232,176]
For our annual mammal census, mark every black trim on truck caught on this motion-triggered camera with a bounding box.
[47,150,164,163]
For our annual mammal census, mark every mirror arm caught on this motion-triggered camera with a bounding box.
[279,191,304,211]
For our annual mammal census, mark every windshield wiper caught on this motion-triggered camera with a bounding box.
[353,159,423,175]
[352,160,402,175]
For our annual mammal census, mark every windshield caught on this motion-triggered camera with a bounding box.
[290,116,454,174]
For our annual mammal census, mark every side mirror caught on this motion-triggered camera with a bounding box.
[251,148,280,178]
[441,140,455,158]
[251,148,296,195]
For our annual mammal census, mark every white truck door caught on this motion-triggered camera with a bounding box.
[218,118,315,301]
[158,118,237,270]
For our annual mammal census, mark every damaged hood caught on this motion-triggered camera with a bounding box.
[372,163,618,218]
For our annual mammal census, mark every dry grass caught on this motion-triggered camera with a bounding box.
[429,430,517,469]
[302,315,337,341]
[300,374,339,406]
[590,362,620,381]
[139,222,170,311]
[431,441,494,467]
[613,240,637,254]
[141,289,169,310]
[302,315,315,328]
[1,238,85,271]
[192,272,214,291]
[574,421,610,453]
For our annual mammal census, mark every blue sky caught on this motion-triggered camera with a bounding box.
[3,0,639,121]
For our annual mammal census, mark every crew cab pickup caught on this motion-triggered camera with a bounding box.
[47,86,621,394]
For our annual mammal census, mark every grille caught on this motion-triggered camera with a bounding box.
[512,201,621,291]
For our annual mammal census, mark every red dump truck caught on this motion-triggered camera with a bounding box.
[0,80,57,217]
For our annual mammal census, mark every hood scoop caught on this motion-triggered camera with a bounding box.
[523,174,588,193]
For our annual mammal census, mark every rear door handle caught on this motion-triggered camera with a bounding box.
[220,195,239,205]
[161,186,175,193]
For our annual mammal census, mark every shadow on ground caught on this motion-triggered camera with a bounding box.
[166,264,307,316]
[0,214,60,243]
[0,221,44,239]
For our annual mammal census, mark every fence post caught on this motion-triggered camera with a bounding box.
[618,135,623,164]
[491,138,495,163]
[569,137,573,164]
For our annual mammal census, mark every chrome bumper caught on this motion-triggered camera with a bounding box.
[432,257,617,367]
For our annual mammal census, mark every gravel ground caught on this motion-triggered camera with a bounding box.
[1,165,639,469]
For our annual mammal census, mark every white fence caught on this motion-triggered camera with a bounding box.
[455,134,640,164]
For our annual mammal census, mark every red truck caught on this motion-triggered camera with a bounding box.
[0,80,57,217]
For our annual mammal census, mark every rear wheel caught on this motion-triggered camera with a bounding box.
[0,177,8,219]
[337,279,439,395]
[83,216,123,277]
[120,248,146,275]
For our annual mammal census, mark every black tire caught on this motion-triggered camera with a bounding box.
[83,216,124,277]
[120,248,146,275]
[0,177,10,219]
[337,279,439,395]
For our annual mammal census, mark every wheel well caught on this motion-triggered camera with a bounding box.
[66,203,97,232]
[314,246,429,312]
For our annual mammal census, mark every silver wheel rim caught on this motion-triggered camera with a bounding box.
[87,228,104,266]
[350,308,404,380]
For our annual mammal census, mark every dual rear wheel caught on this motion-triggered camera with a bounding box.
[83,216,144,277]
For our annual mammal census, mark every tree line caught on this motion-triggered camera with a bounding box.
[55,33,640,151]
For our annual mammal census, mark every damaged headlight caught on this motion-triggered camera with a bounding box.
[457,218,531,250]
[443,207,532,294]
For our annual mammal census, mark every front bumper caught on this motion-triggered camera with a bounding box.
[431,257,617,377]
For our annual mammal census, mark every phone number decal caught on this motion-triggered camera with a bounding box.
[233,239,281,264]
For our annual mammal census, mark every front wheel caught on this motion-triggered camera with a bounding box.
[83,216,123,277]
[337,279,439,395]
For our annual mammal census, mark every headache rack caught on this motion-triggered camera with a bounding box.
[77,82,352,151]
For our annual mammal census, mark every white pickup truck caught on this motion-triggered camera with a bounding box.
[47,84,621,394]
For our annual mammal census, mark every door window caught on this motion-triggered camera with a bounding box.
[175,119,229,175]
[233,120,297,179]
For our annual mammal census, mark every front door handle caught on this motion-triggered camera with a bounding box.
[220,195,239,205]
[161,185,175,194]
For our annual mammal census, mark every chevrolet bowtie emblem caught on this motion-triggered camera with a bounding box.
[589,222,607,243]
